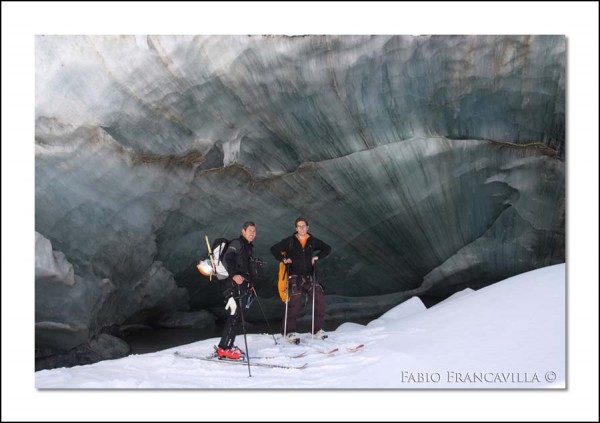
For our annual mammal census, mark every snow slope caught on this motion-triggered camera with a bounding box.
[35,264,565,389]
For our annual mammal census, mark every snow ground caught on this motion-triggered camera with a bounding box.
[35,264,565,389]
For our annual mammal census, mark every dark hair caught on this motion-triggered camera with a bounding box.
[242,221,256,230]
[295,217,308,227]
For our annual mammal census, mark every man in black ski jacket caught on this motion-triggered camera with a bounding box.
[270,217,331,343]
[217,221,257,360]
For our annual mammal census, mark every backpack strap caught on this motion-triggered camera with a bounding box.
[211,238,231,268]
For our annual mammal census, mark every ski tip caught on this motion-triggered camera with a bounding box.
[346,344,365,352]
[316,347,338,354]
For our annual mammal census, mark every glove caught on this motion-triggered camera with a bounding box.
[245,289,255,309]
[225,296,237,315]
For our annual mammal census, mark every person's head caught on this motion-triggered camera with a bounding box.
[241,221,256,243]
[294,217,309,236]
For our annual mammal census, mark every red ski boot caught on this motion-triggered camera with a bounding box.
[216,346,243,360]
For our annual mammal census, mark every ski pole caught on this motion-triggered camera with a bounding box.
[283,262,290,339]
[251,286,278,345]
[311,260,316,339]
[237,284,251,377]
[205,235,216,281]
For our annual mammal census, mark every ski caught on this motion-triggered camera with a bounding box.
[249,350,308,360]
[280,339,338,355]
[297,337,340,354]
[302,339,363,355]
[275,335,363,355]
[306,344,363,355]
[174,351,308,370]
[346,344,365,352]
[315,347,339,355]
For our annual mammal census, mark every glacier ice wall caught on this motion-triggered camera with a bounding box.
[35,35,565,359]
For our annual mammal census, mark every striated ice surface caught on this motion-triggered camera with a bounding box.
[35,35,565,365]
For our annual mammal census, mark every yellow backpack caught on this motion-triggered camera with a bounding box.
[278,261,288,302]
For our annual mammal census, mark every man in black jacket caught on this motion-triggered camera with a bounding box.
[270,217,331,343]
[216,221,257,360]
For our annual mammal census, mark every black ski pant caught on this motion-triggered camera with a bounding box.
[218,280,251,349]
[281,275,326,335]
